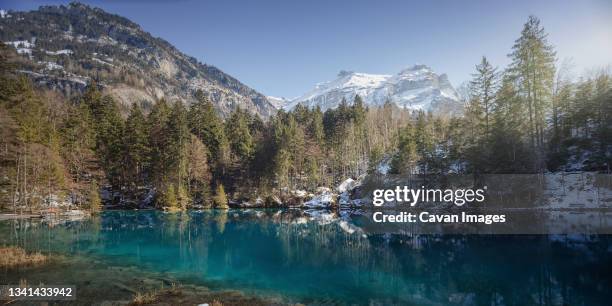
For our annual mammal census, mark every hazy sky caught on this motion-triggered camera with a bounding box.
[2,0,611,98]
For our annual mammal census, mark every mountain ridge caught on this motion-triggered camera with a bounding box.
[278,64,463,114]
[0,2,276,118]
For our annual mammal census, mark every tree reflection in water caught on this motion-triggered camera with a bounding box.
[0,210,610,305]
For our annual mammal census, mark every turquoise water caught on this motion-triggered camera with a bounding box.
[1,209,611,305]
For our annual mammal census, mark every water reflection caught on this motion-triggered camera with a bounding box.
[0,210,610,305]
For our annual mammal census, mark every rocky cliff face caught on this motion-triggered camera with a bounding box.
[0,2,276,118]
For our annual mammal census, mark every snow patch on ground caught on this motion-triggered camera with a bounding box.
[45,49,73,55]
[377,157,391,175]
[304,191,335,208]
[5,40,34,48]
[5,40,36,57]
[541,172,610,209]
[337,178,357,193]
[16,48,32,55]
[38,61,63,71]
[92,57,113,66]
[96,35,118,46]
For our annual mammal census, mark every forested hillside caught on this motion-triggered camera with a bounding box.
[0,15,609,212]
[0,2,276,118]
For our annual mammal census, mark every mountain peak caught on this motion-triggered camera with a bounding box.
[403,64,431,71]
[337,70,355,77]
[68,1,89,9]
[283,65,462,115]
[396,64,434,76]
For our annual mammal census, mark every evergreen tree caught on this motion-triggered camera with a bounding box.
[593,73,611,167]
[469,56,499,135]
[572,79,594,138]
[508,15,556,168]
[414,112,437,175]
[311,106,325,144]
[352,95,367,127]
[489,77,533,172]
[390,122,418,174]
[225,107,254,162]
[148,99,172,187]
[272,112,306,189]
[94,95,125,189]
[188,90,228,166]
[10,77,49,144]
[59,103,94,185]
[123,103,149,190]
[80,80,103,121]
[166,101,190,187]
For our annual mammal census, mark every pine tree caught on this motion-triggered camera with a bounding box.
[225,107,254,162]
[166,101,190,187]
[272,113,306,189]
[508,15,556,168]
[11,77,48,144]
[148,99,171,186]
[60,102,94,185]
[82,84,125,189]
[80,80,103,121]
[572,78,594,138]
[123,103,149,190]
[551,61,574,150]
[469,56,499,135]
[99,97,125,188]
[311,106,325,144]
[390,122,418,175]
[352,95,367,127]
[593,73,611,166]
[489,77,533,172]
[414,112,436,173]
[188,90,228,167]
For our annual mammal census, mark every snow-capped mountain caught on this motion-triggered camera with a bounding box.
[283,65,462,114]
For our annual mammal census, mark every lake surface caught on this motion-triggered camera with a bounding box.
[1,209,611,305]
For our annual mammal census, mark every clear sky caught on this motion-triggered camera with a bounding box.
[2,0,611,98]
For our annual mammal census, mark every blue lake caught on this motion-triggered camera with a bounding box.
[1,209,611,305]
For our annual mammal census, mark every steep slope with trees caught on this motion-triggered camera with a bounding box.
[0,2,276,118]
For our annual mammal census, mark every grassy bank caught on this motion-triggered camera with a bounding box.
[0,246,46,268]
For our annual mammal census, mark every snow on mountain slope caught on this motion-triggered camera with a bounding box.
[284,65,462,114]
[266,96,291,109]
